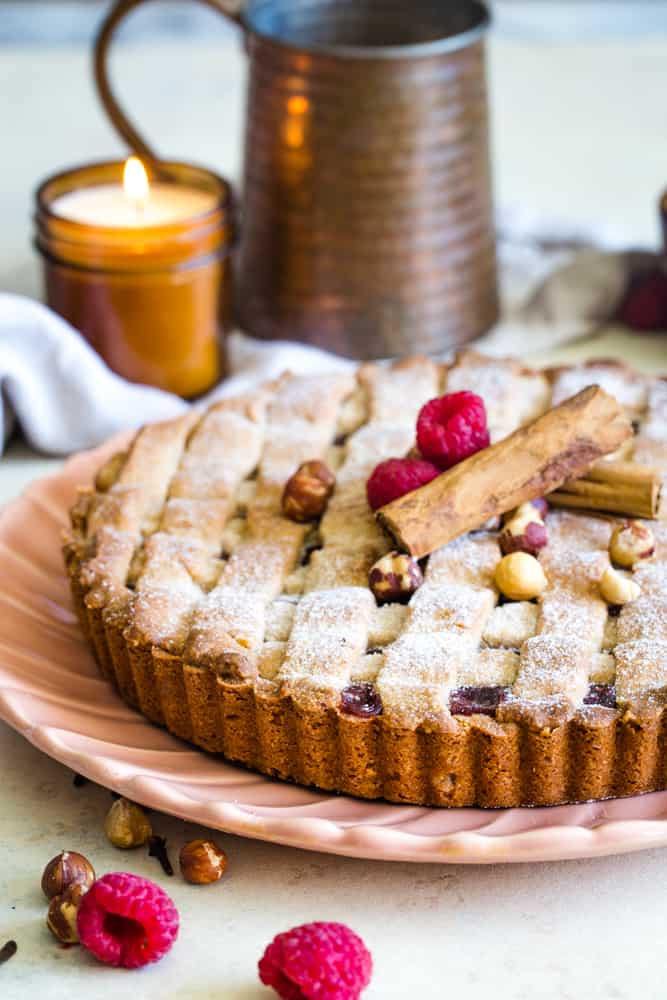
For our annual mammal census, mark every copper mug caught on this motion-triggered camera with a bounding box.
[95,0,497,359]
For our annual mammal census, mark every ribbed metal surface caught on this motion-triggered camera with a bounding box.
[238,0,497,357]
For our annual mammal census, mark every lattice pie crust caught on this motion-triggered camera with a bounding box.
[64,352,667,807]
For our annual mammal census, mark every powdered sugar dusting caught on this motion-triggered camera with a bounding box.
[76,353,667,722]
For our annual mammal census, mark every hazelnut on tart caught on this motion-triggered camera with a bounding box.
[64,352,667,808]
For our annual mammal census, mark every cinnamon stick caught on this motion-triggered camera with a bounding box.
[377,386,632,558]
[548,460,663,519]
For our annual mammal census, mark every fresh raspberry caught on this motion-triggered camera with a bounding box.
[617,268,667,331]
[416,391,490,470]
[258,921,372,1000]
[366,457,440,510]
[77,873,178,969]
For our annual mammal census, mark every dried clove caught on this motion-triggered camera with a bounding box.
[148,835,173,876]
[0,940,17,966]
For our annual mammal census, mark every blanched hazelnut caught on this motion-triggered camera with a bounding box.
[500,512,548,557]
[369,551,423,604]
[104,798,152,849]
[609,520,655,568]
[41,851,95,900]
[46,884,85,944]
[529,497,549,519]
[179,838,227,885]
[599,566,641,606]
[281,460,335,522]
[494,552,547,601]
[504,501,547,524]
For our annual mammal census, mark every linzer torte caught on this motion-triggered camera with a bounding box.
[63,351,667,808]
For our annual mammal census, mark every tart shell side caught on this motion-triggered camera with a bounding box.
[67,559,667,809]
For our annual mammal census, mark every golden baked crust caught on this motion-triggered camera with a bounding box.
[63,352,667,807]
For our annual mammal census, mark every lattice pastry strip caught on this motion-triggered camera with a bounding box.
[426,534,501,590]
[377,633,473,725]
[160,394,271,546]
[374,581,498,723]
[537,591,608,653]
[127,394,271,650]
[482,602,539,648]
[543,511,613,558]
[126,532,216,652]
[513,635,592,704]
[184,587,267,677]
[184,372,356,676]
[533,515,612,694]
[444,350,550,441]
[252,373,356,500]
[615,639,667,701]
[80,412,198,597]
[617,594,667,644]
[318,478,388,553]
[551,362,648,415]
[404,583,496,639]
[278,587,376,703]
[539,547,610,595]
[459,649,520,687]
[358,356,441,425]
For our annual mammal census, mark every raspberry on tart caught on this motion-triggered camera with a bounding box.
[416,390,490,469]
[366,456,440,510]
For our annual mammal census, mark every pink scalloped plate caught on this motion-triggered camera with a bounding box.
[3,439,667,863]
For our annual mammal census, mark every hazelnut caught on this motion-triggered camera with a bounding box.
[599,566,641,606]
[494,552,547,601]
[500,512,548,557]
[46,884,85,944]
[179,838,228,885]
[369,551,423,604]
[104,797,152,849]
[609,520,655,569]
[529,497,549,519]
[505,501,546,523]
[41,851,95,900]
[281,460,335,522]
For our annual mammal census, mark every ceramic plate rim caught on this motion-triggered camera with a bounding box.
[2,438,667,864]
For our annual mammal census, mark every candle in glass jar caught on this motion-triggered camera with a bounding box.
[50,157,217,228]
[35,157,235,399]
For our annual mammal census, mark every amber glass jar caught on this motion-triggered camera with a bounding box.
[35,160,235,398]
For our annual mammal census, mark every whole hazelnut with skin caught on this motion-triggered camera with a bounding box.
[369,551,423,604]
[609,520,655,568]
[495,552,547,601]
[104,797,152,849]
[599,566,641,606]
[281,460,335,522]
[179,838,228,885]
[500,512,548,557]
[41,851,95,900]
[47,884,86,944]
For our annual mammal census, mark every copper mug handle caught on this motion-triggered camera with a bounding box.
[94,0,243,167]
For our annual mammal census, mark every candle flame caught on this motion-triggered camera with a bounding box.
[123,156,149,201]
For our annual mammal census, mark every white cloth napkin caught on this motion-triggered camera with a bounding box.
[0,246,658,456]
